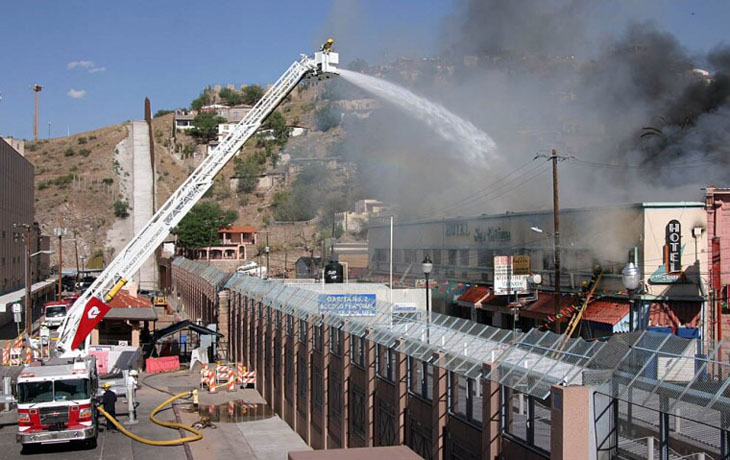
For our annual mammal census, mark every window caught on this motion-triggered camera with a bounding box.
[298,319,308,344]
[313,324,323,352]
[374,248,387,262]
[448,372,482,426]
[286,315,294,336]
[329,371,342,419]
[433,250,442,265]
[312,365,323,410]
[477,249,492,267]
[501,389,550,454]
[407,357,432,401]
[297,355,308,401]
[329,327,342,356]
[350,335,366,368]
[376,344,396,383]
[448,250,457,265]
[460,249,470,266]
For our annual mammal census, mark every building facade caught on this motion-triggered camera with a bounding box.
[368,203,711,341]
[0,137,34,295]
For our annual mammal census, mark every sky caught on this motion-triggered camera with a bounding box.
[0,0,728,140]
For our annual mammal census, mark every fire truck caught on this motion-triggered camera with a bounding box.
[14,42,339,450]
[16,356,98,449]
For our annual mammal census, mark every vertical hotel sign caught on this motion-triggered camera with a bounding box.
[665,220,681,273]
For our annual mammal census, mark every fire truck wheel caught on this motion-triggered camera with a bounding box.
[84,435,98,449]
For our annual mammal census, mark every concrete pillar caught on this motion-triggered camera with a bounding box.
[131,323,140,347]
[550,385,590,460]
[394,339,407,445]
[432,353,447,459]
[217,289,230,361]
[482,362,501,460]
[341,326,351,448]
[320,321,330,449]
[365,332,376,447]
[273,310,285,417]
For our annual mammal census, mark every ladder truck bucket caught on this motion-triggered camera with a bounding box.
[313,51,339,76]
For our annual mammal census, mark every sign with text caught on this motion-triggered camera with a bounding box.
[393,302,418,313]
[512,255,531,275]
[494,256,528,295]
[665,220,682,273]
[318,294,377,317]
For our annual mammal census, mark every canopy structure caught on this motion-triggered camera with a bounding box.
[225,274,730,434]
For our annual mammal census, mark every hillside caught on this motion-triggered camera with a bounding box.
[25,78,356,274]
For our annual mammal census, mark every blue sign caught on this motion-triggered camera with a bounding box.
[318,294,377,316]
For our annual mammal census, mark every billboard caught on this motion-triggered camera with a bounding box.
[318,294,377,316]
[494,256,528,295]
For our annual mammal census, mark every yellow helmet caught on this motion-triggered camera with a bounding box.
[327,38,334,44]
[102,383,111,389]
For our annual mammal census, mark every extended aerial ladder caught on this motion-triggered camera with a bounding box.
[57,45,339,356]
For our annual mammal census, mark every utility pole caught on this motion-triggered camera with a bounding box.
[552,149,561,334]
[74,231,80,284]
[32,84,43,141]
[54,224,67,300]
[14,224,32,336]
[536,149,570,334]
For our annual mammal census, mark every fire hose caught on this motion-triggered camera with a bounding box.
[96,391,202,446]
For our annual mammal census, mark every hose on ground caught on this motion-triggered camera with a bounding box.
[96,391,202,446]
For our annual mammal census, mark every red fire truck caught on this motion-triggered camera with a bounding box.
[16,356,98,450]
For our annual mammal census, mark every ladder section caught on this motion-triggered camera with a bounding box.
[58,55,318,355]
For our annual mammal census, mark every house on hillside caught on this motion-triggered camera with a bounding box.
[174,109,197,130]
[189,226,259,262]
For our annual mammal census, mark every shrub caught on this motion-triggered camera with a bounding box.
[89,135,97,140]
[64,147,75,157]
[113,200,130,218]
[79,148,91,157]
[102,178,114,185]
[154,109,173,118]
[38,182,48,190]
[77,137,87,144]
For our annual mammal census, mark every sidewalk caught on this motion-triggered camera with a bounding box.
[0,366,309,459]
[140,368,311,460]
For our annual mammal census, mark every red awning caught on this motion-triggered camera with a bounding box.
[108,290,153,309]
[582,299,629,326]
[456,286,494,308]
[649,302,701,329]
[521,292,576,321]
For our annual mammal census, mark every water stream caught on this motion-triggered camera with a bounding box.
[337,69,498,164]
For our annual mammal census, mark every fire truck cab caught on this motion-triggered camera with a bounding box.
[16,356,98,449]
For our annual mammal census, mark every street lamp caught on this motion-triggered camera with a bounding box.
[53,227,68,300]
[25,249,53,335]
[622,261,641,332]
[422,256,433,344]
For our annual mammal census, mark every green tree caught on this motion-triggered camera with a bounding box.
[191,88,214,111]
[315,105,340,131]
[190,111,226,142]
[173,201,238,257]
[233,155,263,193]
[242,84,265,105]
[154,109,173,118]
[218,88,243,106]
[265,111,289,146]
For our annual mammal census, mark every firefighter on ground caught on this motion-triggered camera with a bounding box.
[321,38,334,52]
[101,383,118,431]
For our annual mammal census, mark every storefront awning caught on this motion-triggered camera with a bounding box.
[582,299,630,326]
[456,285,494,308]
[520,292,575,321]
[649,301,701,330]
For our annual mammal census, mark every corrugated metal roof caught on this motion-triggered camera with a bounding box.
[456,286,491,304]
[582,299,629,326]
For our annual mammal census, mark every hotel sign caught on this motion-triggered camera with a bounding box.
[665,220,681,273]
